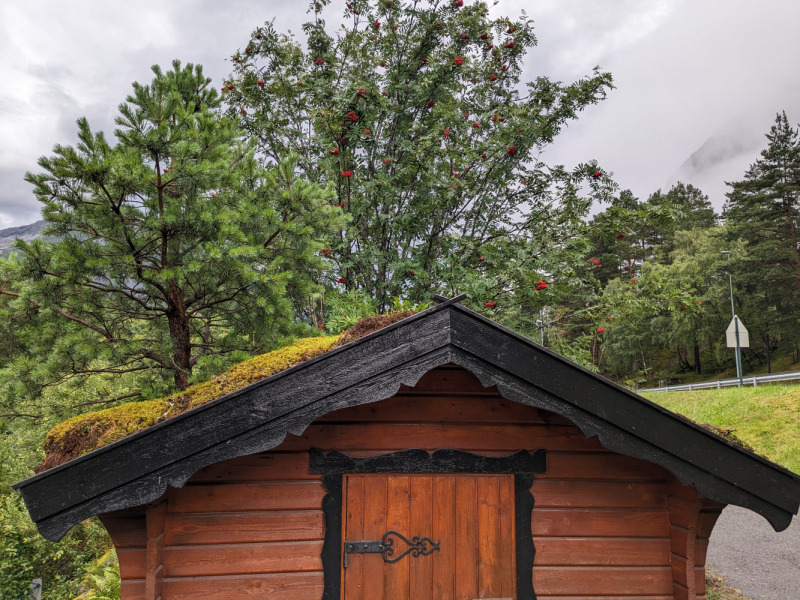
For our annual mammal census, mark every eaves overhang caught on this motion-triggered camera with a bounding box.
[14,298,800,541]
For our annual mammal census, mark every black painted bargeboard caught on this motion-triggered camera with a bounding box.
[13,300,800,540]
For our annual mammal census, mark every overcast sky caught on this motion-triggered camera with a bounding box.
[1,0,798,228]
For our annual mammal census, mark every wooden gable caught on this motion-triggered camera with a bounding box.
[15,296,800,546]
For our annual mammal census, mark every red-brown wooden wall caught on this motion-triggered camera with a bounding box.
[100,365,724,600]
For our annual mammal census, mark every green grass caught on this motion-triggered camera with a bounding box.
[642,384,800,475]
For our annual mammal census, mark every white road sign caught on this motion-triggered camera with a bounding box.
[726,316,749,348]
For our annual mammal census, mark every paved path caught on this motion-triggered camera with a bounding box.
[707,505,800,600]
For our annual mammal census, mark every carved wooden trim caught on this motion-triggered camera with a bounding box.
[309,448,546,600]
[14,304,799,541]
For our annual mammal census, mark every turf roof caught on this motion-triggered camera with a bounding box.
[39,311,415,472]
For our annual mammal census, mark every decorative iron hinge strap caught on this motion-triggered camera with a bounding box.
[344,530,440,567]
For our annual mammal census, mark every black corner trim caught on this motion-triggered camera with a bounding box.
[310,448,546,600]
[431,293,468,304]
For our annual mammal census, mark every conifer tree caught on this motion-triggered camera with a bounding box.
[723,111,800,365]
[646,182,716,259]
[227,0,616,311]
[0,61,343,395]
[724,112,800,285]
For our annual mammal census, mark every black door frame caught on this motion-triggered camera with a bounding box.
[309,447,547,600]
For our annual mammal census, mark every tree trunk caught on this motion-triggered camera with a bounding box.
[694,341,701,374]
[639,343,648,377]
[784,196,800,289]
[678,344,692,372]
[167,285,192,390]
[766,333,771,374]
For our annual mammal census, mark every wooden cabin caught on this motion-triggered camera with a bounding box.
[15,297,800,600]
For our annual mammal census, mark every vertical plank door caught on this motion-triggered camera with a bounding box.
[343,474,515,600]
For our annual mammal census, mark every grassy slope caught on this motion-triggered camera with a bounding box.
[642,384,800,474]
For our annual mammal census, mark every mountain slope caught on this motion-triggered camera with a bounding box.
[0,220,48,258]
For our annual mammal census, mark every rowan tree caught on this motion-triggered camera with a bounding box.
[227,0,616,312]
[0,61,344,398]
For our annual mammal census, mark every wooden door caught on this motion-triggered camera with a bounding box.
[343,474,516,600]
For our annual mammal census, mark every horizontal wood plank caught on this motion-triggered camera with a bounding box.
[167,482,326,514]
[670,525,691,559]
[696,566,705,592]
[318,395,546,423]
[532,481,669,509]
[163,540,323,577]
[161,571,324,599]
[674,581,691,600]
[532,509,670,537]
[98,514,146,548]
[188,453,320,483]
[278,423,601,452]
[695,538,710,565]
[533,537,670,566]
[541,452,668,481]
[532,566,673,595]
[166,510,324,545]
[669,496,700,529]
[117,548,146,579]
[535,597,672,600]
[120,578,145,600]
[396,367,496,394]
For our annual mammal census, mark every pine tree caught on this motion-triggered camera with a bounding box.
[0,61,344,396]
[227,0,616,311]
[646,182,716,259]
[723,111,800,362]
[725,112,800,284]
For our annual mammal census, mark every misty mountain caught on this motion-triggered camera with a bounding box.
[0,220,50,258]
[670,134,753,183]
[665,113,785,210]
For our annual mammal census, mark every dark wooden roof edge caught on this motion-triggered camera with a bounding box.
[13,301,800,540]
[13,296,463,488]
[447,346,797,530]
[449,306,800,517]
[450,303,800,484]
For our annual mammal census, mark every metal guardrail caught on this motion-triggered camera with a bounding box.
[641,369,800,392]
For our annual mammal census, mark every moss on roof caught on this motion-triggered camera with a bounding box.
[39,335,340,472]
[38,310,420,473]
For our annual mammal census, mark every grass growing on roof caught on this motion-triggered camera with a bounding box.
[38,310,421,472]
[642,384,800,474]
[40,335,340,471]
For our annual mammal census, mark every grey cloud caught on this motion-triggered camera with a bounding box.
[666,108,800,209]
[1,0,799,226]
[0,166,41,228]
[668,118,765,186]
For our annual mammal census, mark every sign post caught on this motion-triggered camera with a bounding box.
[726,316,749,387]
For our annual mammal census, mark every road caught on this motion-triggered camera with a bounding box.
[707,505,800,600]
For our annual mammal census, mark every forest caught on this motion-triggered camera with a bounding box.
[1,0,799,596]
